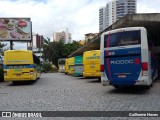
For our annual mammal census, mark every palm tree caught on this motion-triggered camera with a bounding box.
[0,42,7,54]
[43,37,50,62]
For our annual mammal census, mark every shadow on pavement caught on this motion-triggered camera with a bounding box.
[87,79,101,83]
[106,86,150,95]
[77,77,101,83]
[8,79,40,86]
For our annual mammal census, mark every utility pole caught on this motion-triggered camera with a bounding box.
[40,36,41,63]
[10,41,13,50]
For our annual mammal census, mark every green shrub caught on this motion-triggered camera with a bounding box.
[51,65,58,72]
[41,62,52,73]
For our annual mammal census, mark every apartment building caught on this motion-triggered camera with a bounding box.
[99,0,137,32]
[27,33,44,62]
[53,28,72,44]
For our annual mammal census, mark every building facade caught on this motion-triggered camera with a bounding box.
[85,33,99,43]
[53,29,72,44]
[27,33,44,62]
[99,0,137,32]
[99,7,106,33]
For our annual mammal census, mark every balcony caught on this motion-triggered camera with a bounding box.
[128,1,135,4]
[116,10,125,13]
[128,5,135,7]
[127,11,135,14]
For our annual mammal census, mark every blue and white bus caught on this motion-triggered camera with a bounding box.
[100,27,158,89]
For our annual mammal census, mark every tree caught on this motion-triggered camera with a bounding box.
[43,37,51,61]
[0,42,7,82]
[0,42,7,54]
[42,40,82,67]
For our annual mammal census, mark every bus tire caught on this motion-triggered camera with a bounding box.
[144,85,151,90]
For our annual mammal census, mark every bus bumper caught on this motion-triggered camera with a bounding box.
[83,72,101,77]
[4,76,35,81]
[104,76,151,86]
[74,73,83,77]
[101,77,110,86]
[134,76,151,86]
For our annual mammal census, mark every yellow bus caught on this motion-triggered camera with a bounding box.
[68,57,74,75]
[65,58,69,74]
[3,50,41,84]
[83,50,101,79]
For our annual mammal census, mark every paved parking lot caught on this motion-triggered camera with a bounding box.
[0,73,160,119]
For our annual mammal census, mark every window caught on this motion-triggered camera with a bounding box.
[104,30,141,48]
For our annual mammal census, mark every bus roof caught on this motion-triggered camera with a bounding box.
[68,57,74,65]
[83,50,100,53]
[5,50,32,53]
[101,27,146,36]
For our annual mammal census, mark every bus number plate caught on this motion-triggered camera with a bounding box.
[16,74,21,76]
[90,65,95,68]
[118,75,126,78]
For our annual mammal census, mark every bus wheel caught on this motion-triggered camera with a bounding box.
[144,85,151,90]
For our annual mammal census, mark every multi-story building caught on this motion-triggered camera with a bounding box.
[27,33,44,62]
[53,28,72,44]
[85,33,99,43]
[99,7,106,33]
[99,0,137,32]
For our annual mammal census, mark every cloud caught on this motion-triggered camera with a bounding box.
[137,0,160,13]
[0,0,108,40]
[0,0,160,50]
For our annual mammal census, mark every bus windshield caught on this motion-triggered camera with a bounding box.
[104,30,141,48]
[58,59,66,65]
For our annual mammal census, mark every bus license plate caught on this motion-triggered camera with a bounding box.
[90,65,95,68]
[16,74,21,76]
[118,75,126,78]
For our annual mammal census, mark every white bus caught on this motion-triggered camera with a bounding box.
[100,27,158,89]
[58,58,66,73]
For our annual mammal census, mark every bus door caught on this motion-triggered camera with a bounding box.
[104,30,142,85]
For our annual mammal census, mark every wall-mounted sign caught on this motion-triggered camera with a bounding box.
[0,18,32,41]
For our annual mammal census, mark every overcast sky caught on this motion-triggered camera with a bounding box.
[0,0,160,49]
